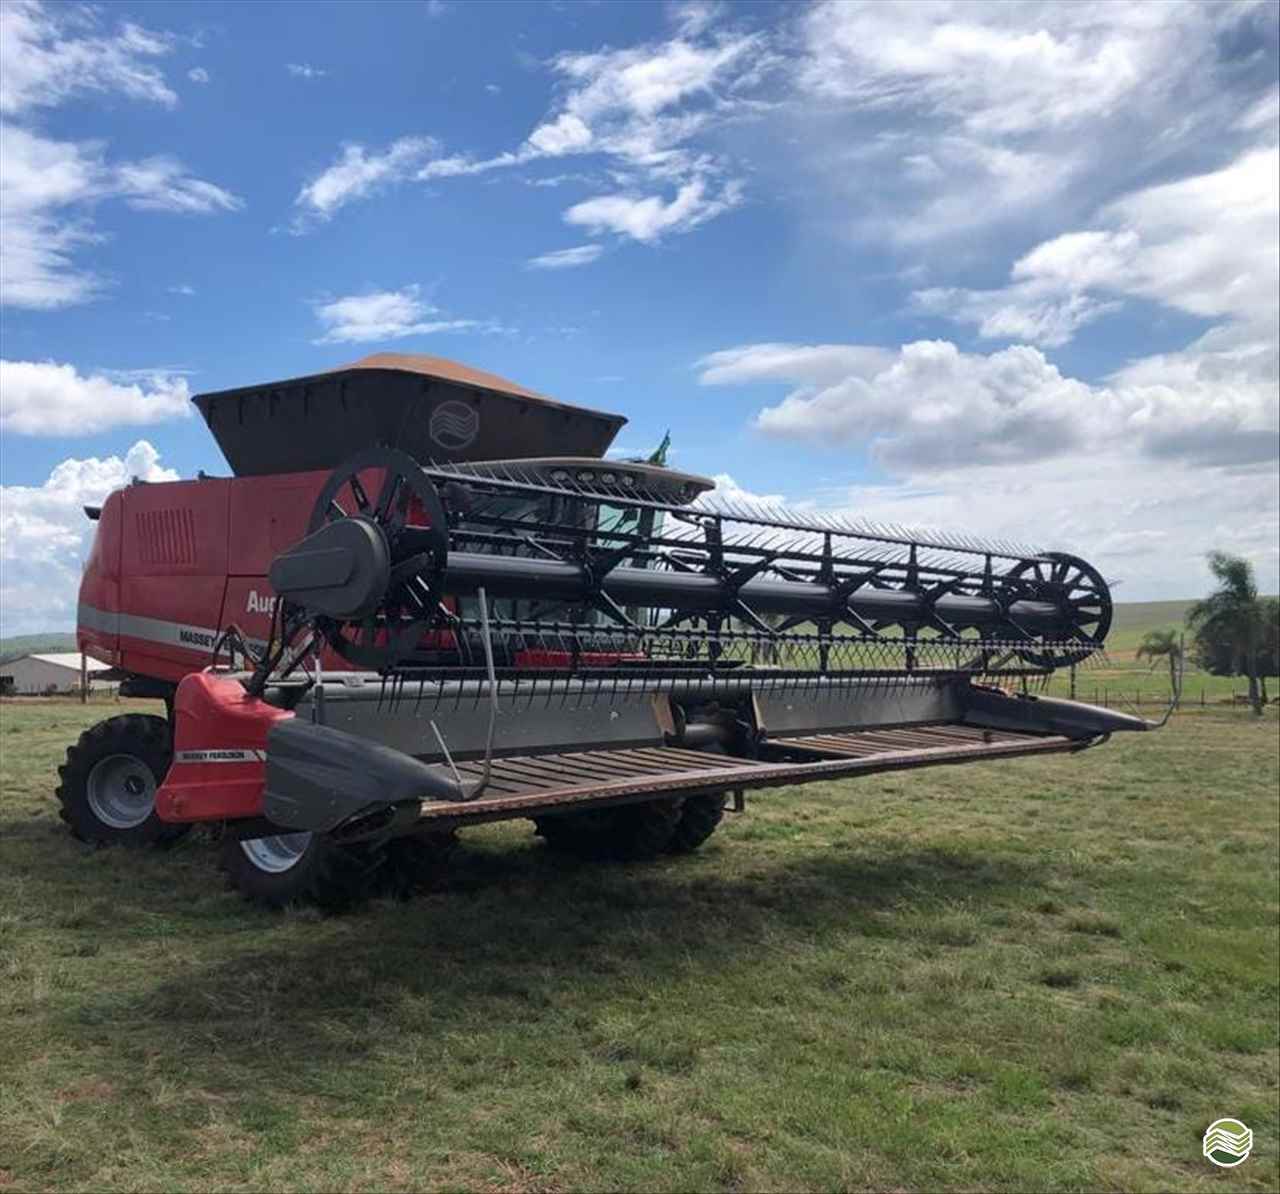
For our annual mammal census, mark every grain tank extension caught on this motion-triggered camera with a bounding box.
[66,353,1151,907]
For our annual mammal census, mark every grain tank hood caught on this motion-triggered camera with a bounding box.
[193,353,628,477]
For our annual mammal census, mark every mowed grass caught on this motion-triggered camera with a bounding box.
[1,699,1277,1193]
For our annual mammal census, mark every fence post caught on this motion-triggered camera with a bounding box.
[79,652,87,704]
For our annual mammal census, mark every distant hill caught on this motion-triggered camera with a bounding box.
[1105,600,1195,654]
[0,633,79,666]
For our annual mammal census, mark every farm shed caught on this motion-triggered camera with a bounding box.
[0,653,115,696]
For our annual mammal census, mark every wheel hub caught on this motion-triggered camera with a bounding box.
[85,753,156,830]
[240,833,313,874]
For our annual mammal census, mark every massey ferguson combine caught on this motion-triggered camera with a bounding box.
[63,352,1151,907]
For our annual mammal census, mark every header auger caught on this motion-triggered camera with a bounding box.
[65,353,1148,909]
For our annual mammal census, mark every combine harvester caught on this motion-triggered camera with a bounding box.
[64,354,1152,906]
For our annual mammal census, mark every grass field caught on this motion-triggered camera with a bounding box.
[1,698,1277,1192]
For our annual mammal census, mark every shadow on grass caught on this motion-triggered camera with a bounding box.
[54,834,1047,1091]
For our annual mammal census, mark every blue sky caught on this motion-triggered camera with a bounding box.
[1,0,1277,634]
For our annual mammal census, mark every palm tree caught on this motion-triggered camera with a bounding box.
[1259,596,1279,705]
[1186,551,1265,716]
[1136,628,1183,707]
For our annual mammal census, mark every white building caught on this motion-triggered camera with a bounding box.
[0,653,116,696]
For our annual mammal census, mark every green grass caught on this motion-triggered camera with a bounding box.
[1,698,1277,1192]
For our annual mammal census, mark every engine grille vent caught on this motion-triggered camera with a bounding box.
[136,508,197,566]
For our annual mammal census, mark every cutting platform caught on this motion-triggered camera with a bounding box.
[417,723,1077,825]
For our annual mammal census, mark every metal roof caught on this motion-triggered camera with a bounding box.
[20,653,111,671]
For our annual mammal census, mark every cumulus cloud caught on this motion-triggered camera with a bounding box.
[817,453,1279,601]
[310,285,482,344]
[286,62,326,79]
[916,147,1280,347]
[525,244,604,270]
[788,2,1275,248]
[0,441,178,636]
[292,136,437,229]
[0,360,193,435]
[564,177,742,242]
[187,66,209,84]
[701,337,1277,472]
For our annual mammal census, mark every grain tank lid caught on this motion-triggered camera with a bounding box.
[191,353,629,476]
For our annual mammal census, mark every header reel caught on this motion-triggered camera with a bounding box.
[261,447,1113,685]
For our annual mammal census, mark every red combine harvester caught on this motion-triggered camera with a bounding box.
[65,353,1152,907]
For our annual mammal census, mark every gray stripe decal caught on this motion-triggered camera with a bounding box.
[78,603,266,656]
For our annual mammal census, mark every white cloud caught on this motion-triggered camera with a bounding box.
[699,337,1277,473]
[297,24,768,244]
[1237,86,1279,133]
[700,472,785,507]
[168,283,195,295]
[698,343,895,387]
[526,244,604,270]
[113,155,243,213]
[0,1,175,115]
[310,285,481,344]
[293,136,437,228]
[786,2,1274,249]
[0,5,240,309]
[187,66,209,84]
[0,124,102,307]
[0,360,193,435]
[286,62,326,80]
[798,3,1194,134]
[0,441,178,636]
[0,124,243,306]
[912,284,1118,349]
[668,1,726,40]
[911,145,1279,347]
[816,453,1279,602]
[564,176,742,242]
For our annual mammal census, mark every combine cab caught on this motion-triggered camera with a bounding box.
[66,353,1153,908]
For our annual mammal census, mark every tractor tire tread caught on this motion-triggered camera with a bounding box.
[665,793,725,854]
[54,713,189,847]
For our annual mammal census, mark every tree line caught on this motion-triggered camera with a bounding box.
[1138,551,1279,716]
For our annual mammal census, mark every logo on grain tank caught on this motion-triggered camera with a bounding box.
[246,590,278,615]
[429,400,480,450]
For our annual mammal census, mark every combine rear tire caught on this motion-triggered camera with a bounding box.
[220,832,383,910]
[382,830,457,899]
[534,799,682,861]
[56,714,189,847]
[665,794,725,854]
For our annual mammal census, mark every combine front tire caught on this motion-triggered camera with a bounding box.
[665,794,725,854]
[220,832,385,910]
[534,799,682,861]
[56,714,189,847]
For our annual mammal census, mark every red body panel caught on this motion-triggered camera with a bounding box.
[76,466,598,683]
[156,672,292,822]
